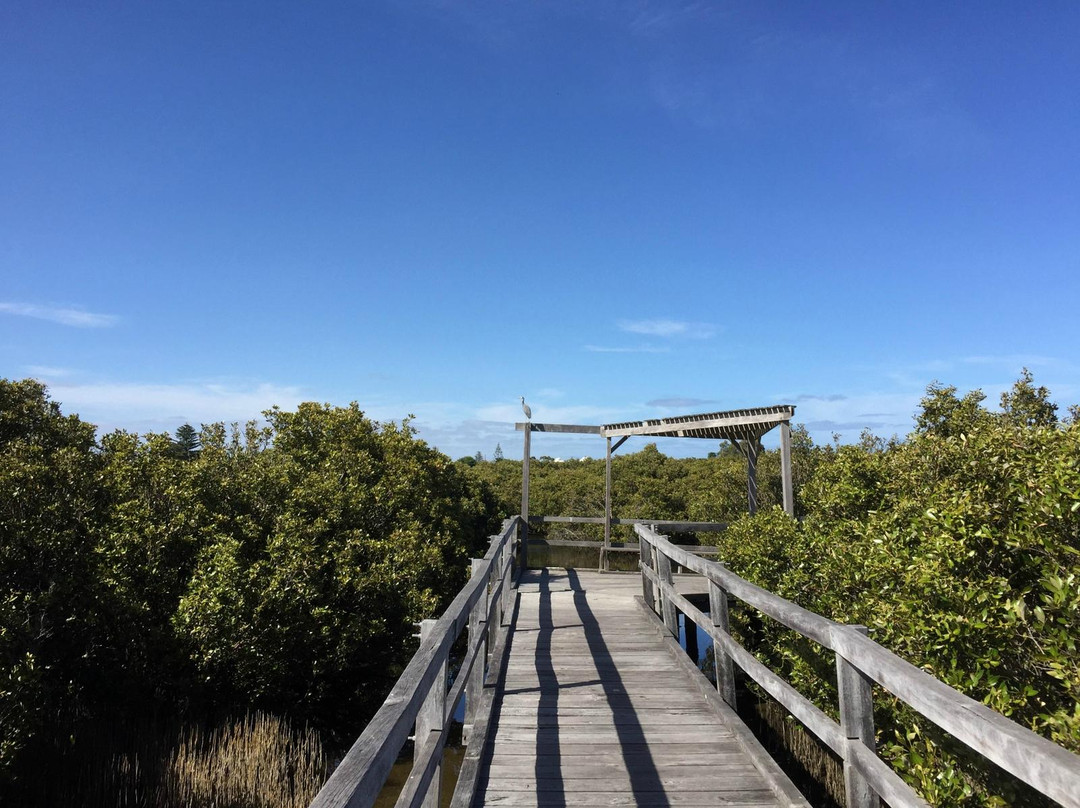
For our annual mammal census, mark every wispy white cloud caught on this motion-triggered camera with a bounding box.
[0,302,118,328]
[25,365,75,378]
[960,354,1058,368]
[584,344,670,354]
[44,378,308,433]
[618,319,716,339]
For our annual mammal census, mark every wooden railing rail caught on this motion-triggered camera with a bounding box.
[528,514,726,556]
[636,524,1080,808]
[310,517,522,808]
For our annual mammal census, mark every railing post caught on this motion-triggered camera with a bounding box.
[488,545,501,653]
[708,569,737,708]
[639,532,655,611]
[416,619,445,808]
[500,533,513,626]
[837,626,878,808]
[655,545,678,637]
[463,559,486,747]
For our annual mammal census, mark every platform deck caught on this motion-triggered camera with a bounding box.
[473,569,808,808]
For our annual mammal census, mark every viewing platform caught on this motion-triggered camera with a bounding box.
[476,567,806,807]
[312,407,1080,808]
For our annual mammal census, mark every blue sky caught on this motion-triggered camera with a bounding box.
[3,2,1079,460]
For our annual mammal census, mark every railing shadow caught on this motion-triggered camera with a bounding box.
[561,568,668,804]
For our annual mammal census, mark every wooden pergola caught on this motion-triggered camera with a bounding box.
[515,404,796,569]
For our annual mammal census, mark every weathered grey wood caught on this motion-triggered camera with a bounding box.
[514,422,602,433]
[478,569,805,808]
[415,620,444,808]
[640,524,1080,808]
[632,595,811,808]
[532,537,720,554]
[709,575,737,709]
[520,426,530,569]
[654,574,846,758]
[396,723,448,808]
[600,407,795,439]
[449,595,517,808]
[532,515,727,532]
[310,519,518,808]
[742,438,759,515]
[837,626,877,808]
[480,792,779,806]
[654,546,678,637]
[846,744,930,808]
[603,435,612,571]
[464,559,486,746]
[500,535,514,626]
[636,526,837,647]
[779,422,794,517]
[831,626,1080,808]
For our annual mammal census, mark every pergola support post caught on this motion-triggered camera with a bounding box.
[602,436,612,571]
[520,423,531,569]
[744,438,759,515]
[780,421,794,517]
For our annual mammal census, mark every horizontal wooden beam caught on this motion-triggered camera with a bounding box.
[530,515,727,532]
[530,538,719,554]
[514,422,602,434]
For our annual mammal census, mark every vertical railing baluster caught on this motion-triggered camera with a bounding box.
[416,619,446,808]
[837,625,878,808]
[501,531,513,626]
[655,545,678,637]
[639,532,655,610]
[463,559,486,747]
[709,569,737,708]
[488,543,501,653]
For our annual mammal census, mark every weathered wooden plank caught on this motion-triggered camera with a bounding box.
[448,595,517,808]
[484,762,761,779]
[514,422,603,434]
[831,626,1080,808]
[486,741,747,758]
[530,515,728,533]
[480,774,770,792]
[640,525,1080,808]
[837,625,877,808]
[636,526,837,648]
[479,792,779,807]
[491,713,718,727]
[601,409,792,439]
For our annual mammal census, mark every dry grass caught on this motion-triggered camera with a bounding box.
[10,711,330,808]
[159,712,330,808]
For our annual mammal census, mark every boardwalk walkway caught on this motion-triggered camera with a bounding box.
[474,568,808,808]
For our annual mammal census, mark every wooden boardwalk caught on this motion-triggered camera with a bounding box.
[474,568,808,808]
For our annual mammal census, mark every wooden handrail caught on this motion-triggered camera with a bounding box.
[310,517,522,808]
[636,524,1080,808]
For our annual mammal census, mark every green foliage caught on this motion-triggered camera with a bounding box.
[0,379,103,779]
[0,382,499,792]
[175,404,496,732]
[718,374,1080,806]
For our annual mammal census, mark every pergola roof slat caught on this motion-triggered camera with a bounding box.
[600,405,794,441]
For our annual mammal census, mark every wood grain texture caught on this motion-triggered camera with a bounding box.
[639,524,1080,808]
[471,568,807,808]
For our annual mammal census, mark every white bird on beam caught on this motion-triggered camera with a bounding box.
[520,396,532,420]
